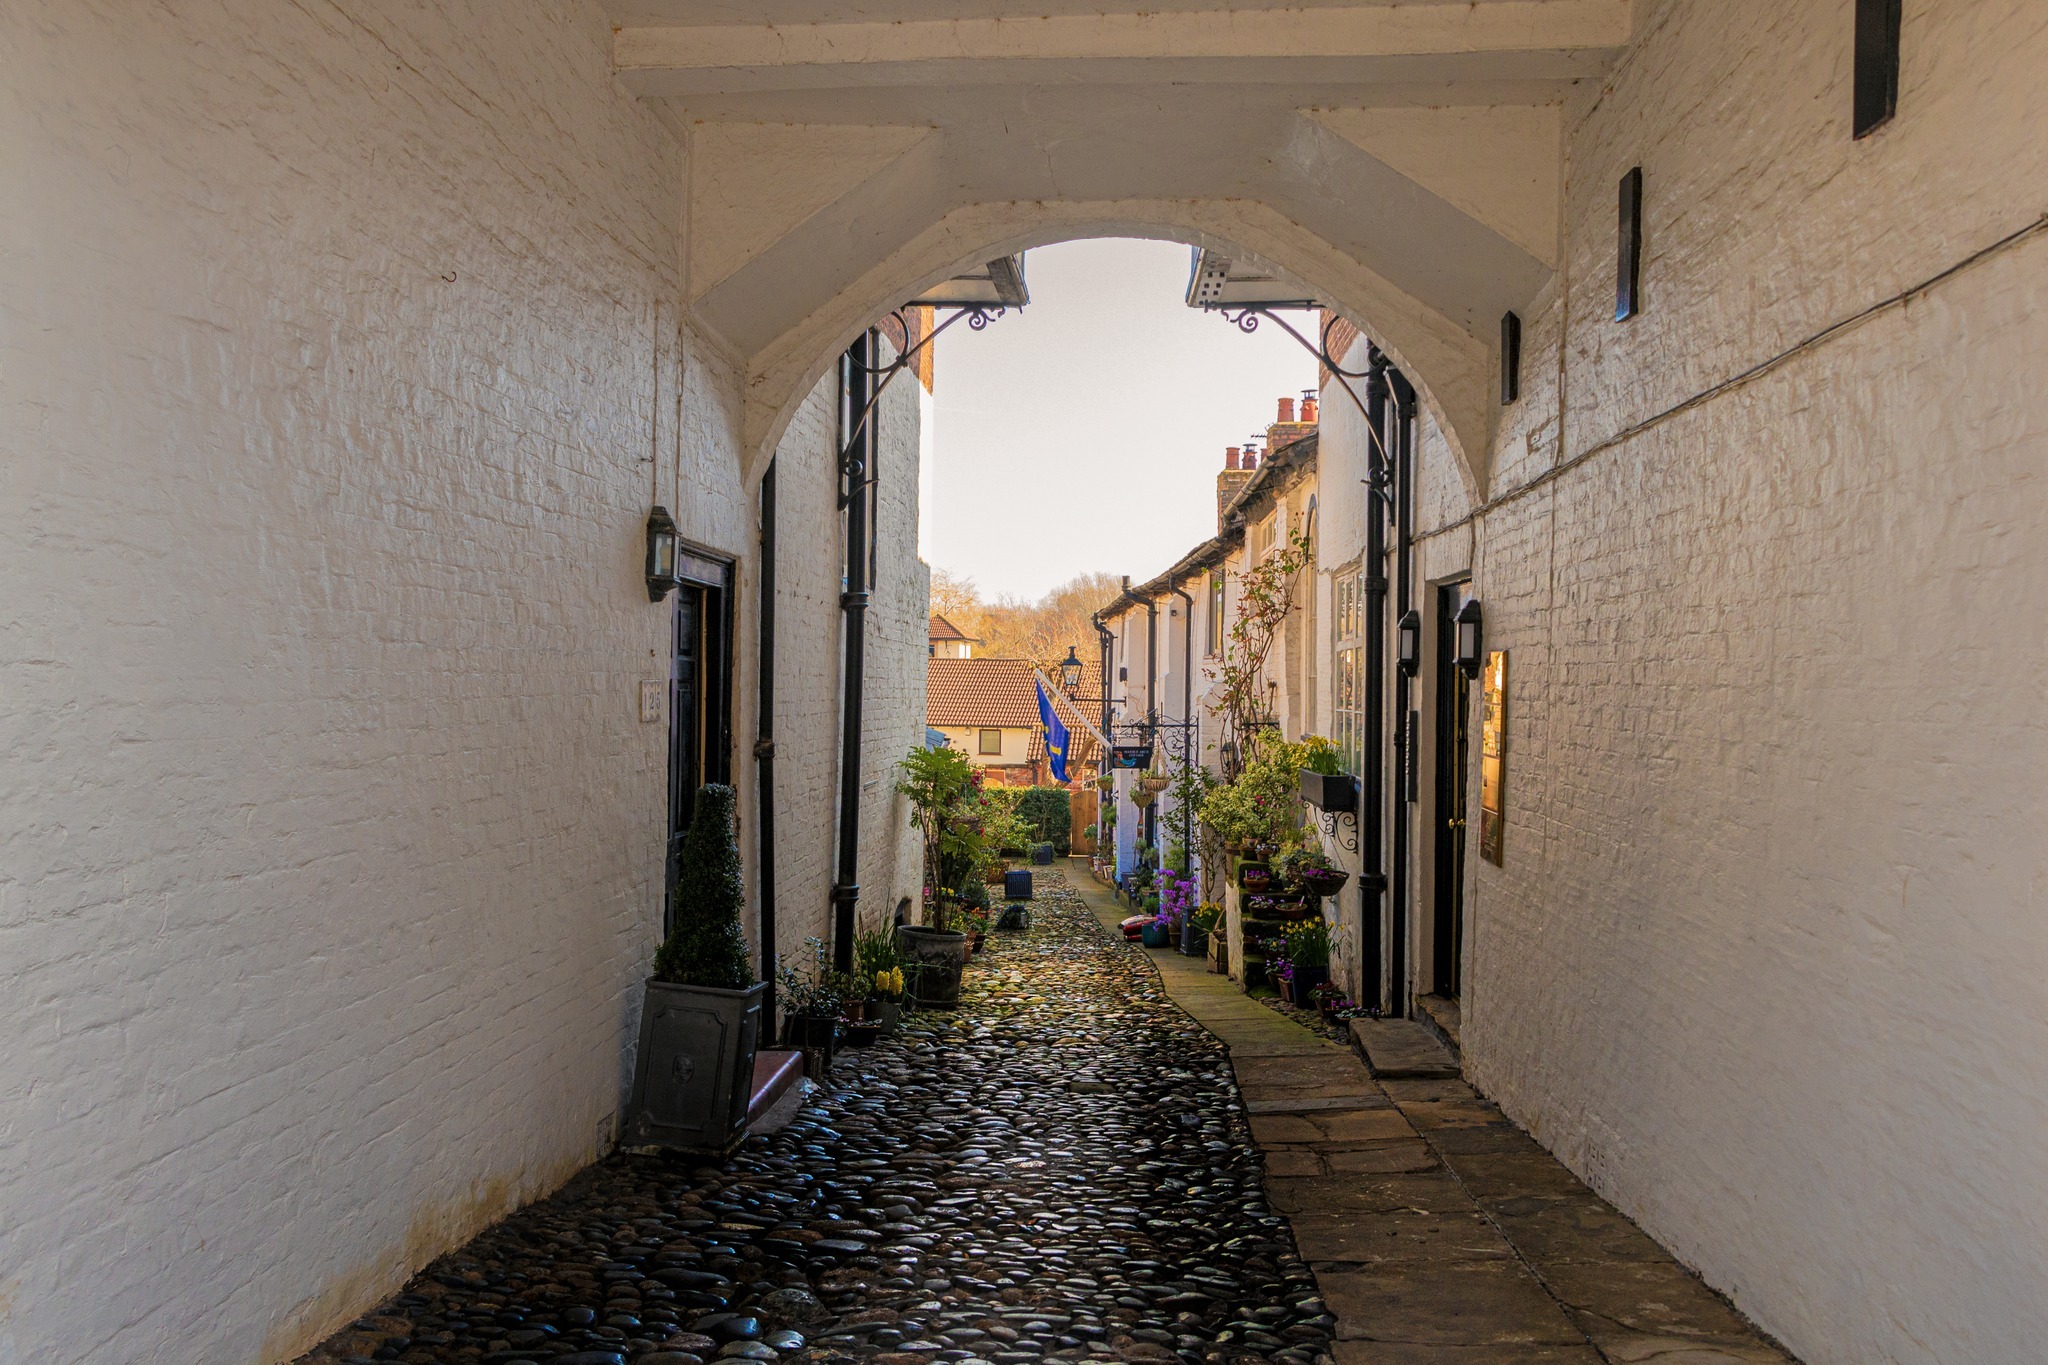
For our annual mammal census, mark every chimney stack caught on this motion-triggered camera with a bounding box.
[1243,447,1259,470]
[1300,391,1318,423]
[1225,446,1241,471]
[1276,396,1296,424]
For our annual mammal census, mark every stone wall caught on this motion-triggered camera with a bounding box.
[0,3,927,1361]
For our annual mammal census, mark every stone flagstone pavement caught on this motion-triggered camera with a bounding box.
[301,871,1793,1365]
[1063,872,1797,1365]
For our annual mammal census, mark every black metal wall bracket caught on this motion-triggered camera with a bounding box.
[1318,805,1360,855]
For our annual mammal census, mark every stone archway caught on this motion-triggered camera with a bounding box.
[733,201,1495,510]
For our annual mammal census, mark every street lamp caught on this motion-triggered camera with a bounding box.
[645,505,680,602]
[1454,597,1484,679]
[1396,609,1421,677]
[1058,646,1084,697]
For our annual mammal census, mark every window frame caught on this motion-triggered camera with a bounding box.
[978,728,1004,756]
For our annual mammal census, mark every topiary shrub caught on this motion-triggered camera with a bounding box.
[1015,786,1073,855]
[652,783,755,990]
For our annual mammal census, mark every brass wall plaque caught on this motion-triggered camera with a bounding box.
[1479,651,1506,866]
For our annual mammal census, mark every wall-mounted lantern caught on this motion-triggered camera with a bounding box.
[1454,597,1484,679]
[1397,609,1422,677]
[645,505,680,602]
[1058,646,1084,697]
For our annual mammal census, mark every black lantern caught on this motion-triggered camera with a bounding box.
[1454,597,1484,679]
[1058,646,1084,697]
[645,505,680,602]
[1397,609,1422,677]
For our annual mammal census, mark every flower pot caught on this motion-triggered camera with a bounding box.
[785,1013,839,1079]
[1207,932,1229,975]
[1138,772,1172,794]
[1130,785,1156,807]
[1302,869,1350,898]
[871,1000,903,1034]
[1292,964,1330,998]
[1298,769,1358,814]
[1179,919,1205,956]
[1278,977,1295,1005]
[897,925,967,1009]
[626,978,766,1155]
[1140,923,1170,949]
[843,1021,882,1047]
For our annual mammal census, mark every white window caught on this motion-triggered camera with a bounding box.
[1333,572,1363,777]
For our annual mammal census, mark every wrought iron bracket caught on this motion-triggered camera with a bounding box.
[837,303,1008,510]
[1317,804,1360,855]
[1210,302,1397,511]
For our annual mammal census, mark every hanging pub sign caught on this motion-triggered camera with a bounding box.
[1480,651,1507,865]
[1108,745,1155,770]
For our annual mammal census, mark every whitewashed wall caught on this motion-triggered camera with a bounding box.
[1338,2,2048,1361]
[0,3,927,1362]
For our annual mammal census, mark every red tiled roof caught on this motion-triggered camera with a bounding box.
[927,657,1040,728]
[928,614,977,642]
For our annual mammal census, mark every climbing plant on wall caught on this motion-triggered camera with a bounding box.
[1207,526,1313,764]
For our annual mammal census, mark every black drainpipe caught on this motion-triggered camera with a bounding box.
[1143,594,1159,853]
[756,458,779,1029]
[1389,369,1417,1020]
[1362,349,1391,1014]
[1091,610,1115,740]
[830,331,876,974]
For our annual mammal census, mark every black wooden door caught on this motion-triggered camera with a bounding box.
[1432,583,1472,997]
[667,583,705,905]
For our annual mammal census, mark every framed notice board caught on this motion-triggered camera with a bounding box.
[1479,651,1507,866]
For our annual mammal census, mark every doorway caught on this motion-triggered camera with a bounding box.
[1431,582,1472,997]
[667,550,735,926]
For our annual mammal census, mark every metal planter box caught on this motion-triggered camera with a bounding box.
[1298,769,1358,814]
[626,978,765,1156]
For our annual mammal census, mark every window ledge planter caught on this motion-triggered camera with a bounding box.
[1298,770,1358,814]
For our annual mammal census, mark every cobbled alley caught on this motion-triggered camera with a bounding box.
[301,875,1331,1365]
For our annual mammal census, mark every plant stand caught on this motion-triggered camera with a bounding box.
[626,978,766,1155]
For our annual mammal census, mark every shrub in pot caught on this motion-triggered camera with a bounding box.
[627,784,763,1155]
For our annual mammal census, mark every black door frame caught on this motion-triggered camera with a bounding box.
[1431,581,1472,998]
[666,546,735,927]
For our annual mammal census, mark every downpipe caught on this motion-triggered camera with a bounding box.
[1388,370,1417,1021]
[756,458,779,1029]
[830,331,876,973]
[1361,351,1391,1013]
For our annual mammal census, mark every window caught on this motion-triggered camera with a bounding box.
[1206,570,1224,657]
[1333,571,1363,778]
[979,728,1004,755]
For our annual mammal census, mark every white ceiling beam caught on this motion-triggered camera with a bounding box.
[615,3,1631,85]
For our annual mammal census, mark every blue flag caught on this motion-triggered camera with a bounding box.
[1035,678,1071,784]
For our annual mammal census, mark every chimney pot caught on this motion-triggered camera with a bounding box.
[1225,446,1240,470]
[1277,397,1295,423]
[1300,392,1319,423]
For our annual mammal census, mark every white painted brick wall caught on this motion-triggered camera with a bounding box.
[0,4,928,1362]
[1384,3,2048,1361]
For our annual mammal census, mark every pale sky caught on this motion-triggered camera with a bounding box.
[921,238,1316,602]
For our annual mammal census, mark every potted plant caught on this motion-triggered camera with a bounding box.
[1285,917,1332,1001]
[779,937,847,1072]
[1297,735,1358,814]
[626,784,764,1155]
[895,746,978,1006]
[854,925,907,1034]
[1276,843,1350,898]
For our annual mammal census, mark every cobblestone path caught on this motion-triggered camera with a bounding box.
[303,874,1332,1365]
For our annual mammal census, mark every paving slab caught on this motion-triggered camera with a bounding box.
[1334,1343,1604,1364]
[1350,1017,1462,1078]
[1317,1260,1587,1345]
[1063,872,1799,1365]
